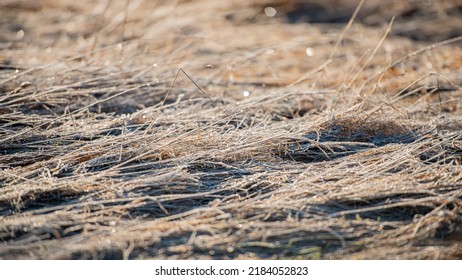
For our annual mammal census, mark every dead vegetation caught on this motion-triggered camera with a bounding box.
[0,0,462,259]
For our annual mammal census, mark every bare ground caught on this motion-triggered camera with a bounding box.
[0,0,462,259]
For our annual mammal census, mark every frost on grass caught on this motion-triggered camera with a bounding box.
[0,0,461,259]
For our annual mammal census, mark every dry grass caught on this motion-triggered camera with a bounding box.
[1,0,462,259]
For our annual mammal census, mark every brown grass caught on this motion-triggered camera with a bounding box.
[1,0,462,259]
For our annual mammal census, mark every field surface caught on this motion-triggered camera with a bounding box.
[1,0,462,259]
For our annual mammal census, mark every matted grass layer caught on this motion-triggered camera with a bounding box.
[0,0,461,259]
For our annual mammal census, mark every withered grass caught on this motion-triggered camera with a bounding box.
[0,0,461,259]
